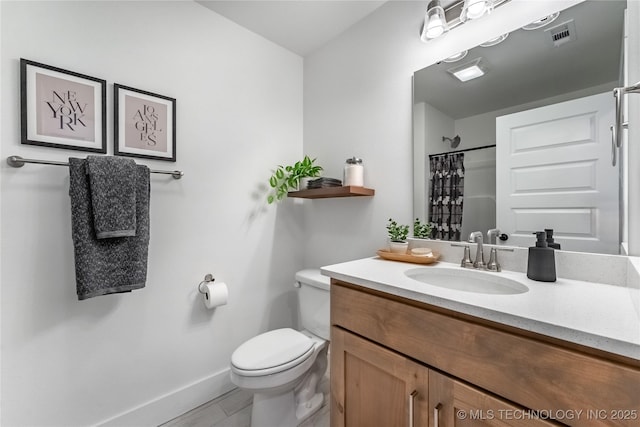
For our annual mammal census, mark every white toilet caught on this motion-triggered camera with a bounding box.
[230,269,330,427]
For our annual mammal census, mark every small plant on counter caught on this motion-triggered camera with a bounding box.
[413,218,433,239]
[267,155,323,204]
[386,218,409,242]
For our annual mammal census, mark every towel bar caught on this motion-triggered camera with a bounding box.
[6,155,184,179]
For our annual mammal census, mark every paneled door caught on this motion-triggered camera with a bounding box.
[496,92,618,254]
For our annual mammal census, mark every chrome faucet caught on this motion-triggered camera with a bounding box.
[487,228,500,245]
[468,231,486,269]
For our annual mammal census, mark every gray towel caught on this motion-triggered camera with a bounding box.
[86,155,137,239]
[69,158,150,300]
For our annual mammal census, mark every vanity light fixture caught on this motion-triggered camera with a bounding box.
[447,57,486,82]
[522,12,560,31]
[479,33,508,47]
[421,0,449,41]
[420,0,510,43]
[443,50,468,63]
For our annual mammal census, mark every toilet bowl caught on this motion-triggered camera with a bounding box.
[229,269,330,427]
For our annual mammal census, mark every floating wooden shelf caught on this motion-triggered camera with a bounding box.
[288,186,375,199]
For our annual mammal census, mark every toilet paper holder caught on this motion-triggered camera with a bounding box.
[198,273,215,294]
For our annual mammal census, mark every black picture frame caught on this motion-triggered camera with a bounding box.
[20,58,107,153]
[114,84,176,162]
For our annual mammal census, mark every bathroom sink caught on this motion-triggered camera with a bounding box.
[404,267,529,295]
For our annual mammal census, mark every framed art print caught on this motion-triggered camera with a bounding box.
[114,84,176,162]
[20,58,107,153]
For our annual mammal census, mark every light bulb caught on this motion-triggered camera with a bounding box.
[421,0,448,41]
[460,0,493,22]
[467,0,486,19]
[426,15,445,38]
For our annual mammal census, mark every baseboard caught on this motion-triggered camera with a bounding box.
[95,368,235,427]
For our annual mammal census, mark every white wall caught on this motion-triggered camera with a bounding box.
[412,102,427,220]
[425,103,454,157]
[303,0,583,266]
[0,1,303,425]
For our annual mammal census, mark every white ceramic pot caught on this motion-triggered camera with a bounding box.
[299,177,311,190]
[389,241,409,254]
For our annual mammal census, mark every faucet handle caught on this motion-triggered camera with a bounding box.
[486,247,514,272]
[486,248,501,272]
[460,245,474,268]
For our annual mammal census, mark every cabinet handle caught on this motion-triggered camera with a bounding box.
[611,125,617,166]
[614,87,624,149]
[408,390,418,427]
[613,80,640,150]
[434,403,442,427]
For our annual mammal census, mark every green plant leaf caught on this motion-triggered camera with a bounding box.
[265,155,324,204]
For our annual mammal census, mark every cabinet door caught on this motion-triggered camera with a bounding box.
[430,371,562,427]
[331,326,429,427]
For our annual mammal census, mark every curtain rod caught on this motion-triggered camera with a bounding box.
[428,144,496,158]
[6,155,183,179]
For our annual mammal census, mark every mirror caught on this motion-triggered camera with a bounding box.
[413,0,627,254]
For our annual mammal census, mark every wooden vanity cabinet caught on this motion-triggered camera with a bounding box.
[330,280,640,427]
[331,326,559,427]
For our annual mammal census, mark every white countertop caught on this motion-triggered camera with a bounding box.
[321,257,640,360]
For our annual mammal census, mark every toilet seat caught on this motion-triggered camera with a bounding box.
[231,328,315,377]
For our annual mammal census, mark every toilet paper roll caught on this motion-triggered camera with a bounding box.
[203,282,228,309]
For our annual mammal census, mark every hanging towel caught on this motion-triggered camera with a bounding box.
[86,155,137,239]
[69,158,151,300]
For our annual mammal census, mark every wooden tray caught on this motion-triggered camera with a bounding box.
[376,249,441,264]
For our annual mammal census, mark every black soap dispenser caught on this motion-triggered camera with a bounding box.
[527,231,557,282]
[544,228,561,250]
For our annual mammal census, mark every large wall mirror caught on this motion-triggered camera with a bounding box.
[413,0,628,255]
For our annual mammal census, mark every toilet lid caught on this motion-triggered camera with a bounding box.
[231,328,314,372]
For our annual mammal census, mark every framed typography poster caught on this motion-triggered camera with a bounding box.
[20,59,107,153]
[114,84,176,162]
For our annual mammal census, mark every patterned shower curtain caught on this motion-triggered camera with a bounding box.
[428,153,465,241]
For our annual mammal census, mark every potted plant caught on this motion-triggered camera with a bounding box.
[387,218,409,253]
[267,155,323,204]
[413,218,433,239]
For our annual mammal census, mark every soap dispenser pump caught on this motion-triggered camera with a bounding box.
[544,228,561,250]
[527,231,557,282]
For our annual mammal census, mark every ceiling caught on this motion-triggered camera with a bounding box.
[195,1,626,117]
[196,0,389,56]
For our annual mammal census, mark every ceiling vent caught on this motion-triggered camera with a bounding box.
[545,20,577,47]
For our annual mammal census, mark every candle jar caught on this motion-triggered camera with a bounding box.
[343,157,364,186]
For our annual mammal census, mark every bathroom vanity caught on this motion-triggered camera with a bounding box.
[323,258,640,427]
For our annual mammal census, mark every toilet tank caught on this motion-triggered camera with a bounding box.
[295,269,330,340]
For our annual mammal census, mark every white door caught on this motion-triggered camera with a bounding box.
[496,92,619,254]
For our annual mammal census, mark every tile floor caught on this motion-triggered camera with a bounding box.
[159,373,330,427]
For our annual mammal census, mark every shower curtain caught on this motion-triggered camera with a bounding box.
[428,153,465,241]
